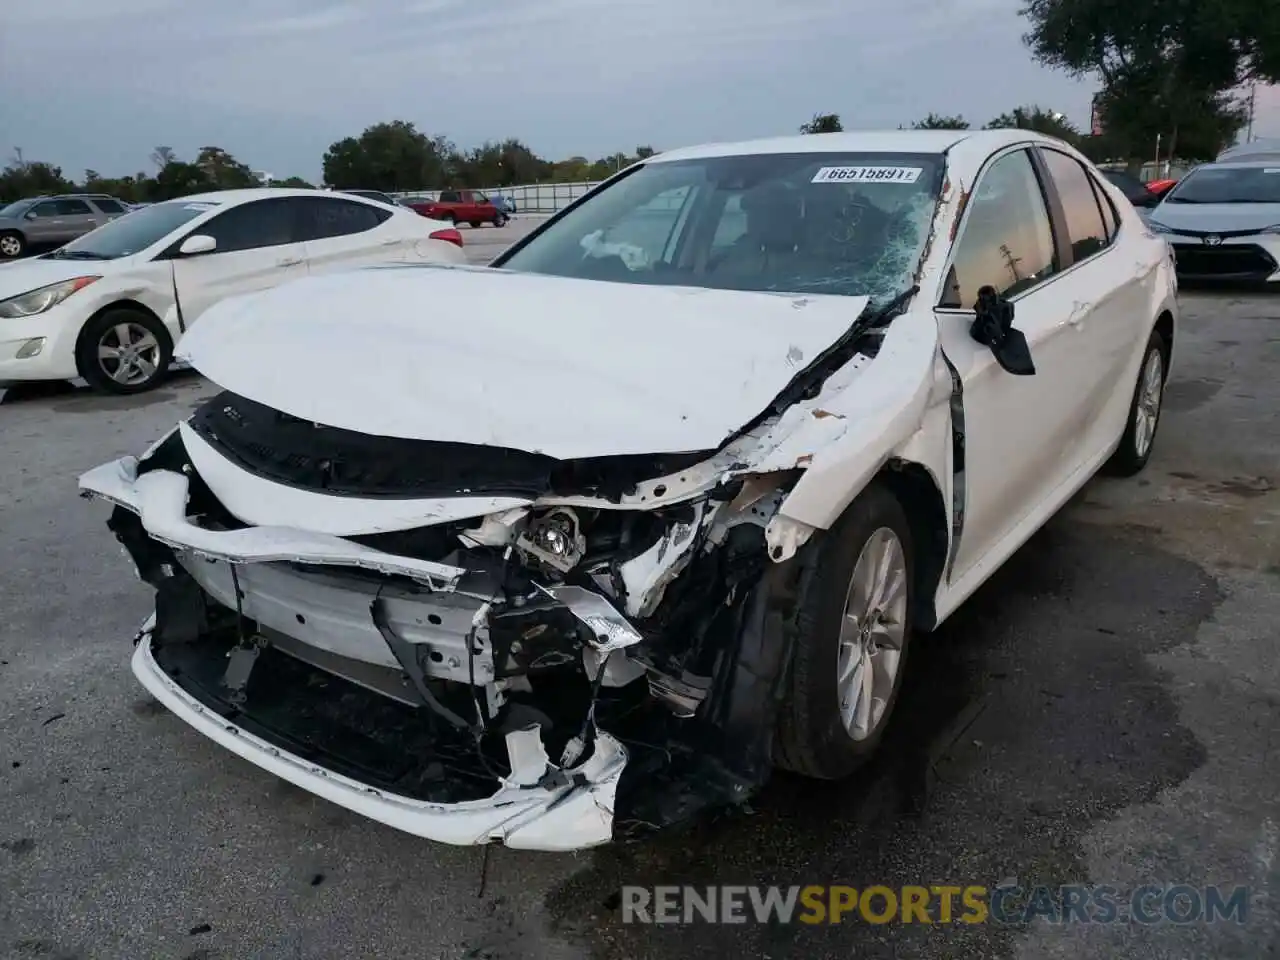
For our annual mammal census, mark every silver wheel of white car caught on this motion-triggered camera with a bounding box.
[1132,349,1163,459]
[0,231,25,259]
[775,481,915,780]
[1106,328,1167,477]
[837,527,908,741]
[75,306,173,395]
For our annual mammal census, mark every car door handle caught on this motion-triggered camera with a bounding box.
[276,257,303,267]
[1067,301,1090,328]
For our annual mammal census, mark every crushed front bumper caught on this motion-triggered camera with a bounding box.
[82,456,633,851]
[132,617,627,849]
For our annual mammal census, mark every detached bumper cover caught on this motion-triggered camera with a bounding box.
[83,457,632,850]
[132,623,626,849]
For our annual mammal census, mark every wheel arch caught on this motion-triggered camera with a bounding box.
[73,300,175,382]
[1153,309,1174,380]
[876,458,949,632]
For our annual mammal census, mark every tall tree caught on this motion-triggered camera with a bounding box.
[322,121,452,191]
[1021,0,1275,159]
[150,146,177,170]
[194,146,259,189]
[985,105,1080,142]
[800,113,844,134]
[913,113,970,129]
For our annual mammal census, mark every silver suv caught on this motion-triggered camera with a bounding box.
[0,194,131,259]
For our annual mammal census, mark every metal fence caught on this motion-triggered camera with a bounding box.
[391,180,603,214]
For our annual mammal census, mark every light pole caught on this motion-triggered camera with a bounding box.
[1246,83,1258,143]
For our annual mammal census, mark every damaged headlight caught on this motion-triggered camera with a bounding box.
[517,507,586,573]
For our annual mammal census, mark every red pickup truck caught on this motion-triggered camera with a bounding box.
[405,190,509,228]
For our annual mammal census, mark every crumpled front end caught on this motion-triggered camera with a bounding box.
[79,394,824,849]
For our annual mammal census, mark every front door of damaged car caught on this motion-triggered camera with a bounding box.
[169,197,310,327]
[933,147,1086,583]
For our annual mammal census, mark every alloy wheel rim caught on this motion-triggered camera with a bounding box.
[97,322,161,386]
[1133,349,1164,459]
[837,527,908,741]
[0,236,20,256]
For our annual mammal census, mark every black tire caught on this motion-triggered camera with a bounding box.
[444,213,457,225]
[495,213,509,227]
[1105,328,1166,477]
[469,220,483,228]
[775,481,915,780]
[0,230,26,259]
[75,306,173,395]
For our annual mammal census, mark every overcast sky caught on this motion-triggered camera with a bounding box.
[2,0,1278,183]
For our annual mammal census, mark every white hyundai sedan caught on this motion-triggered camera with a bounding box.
[0,188,465,393]
[81,130,1176,850]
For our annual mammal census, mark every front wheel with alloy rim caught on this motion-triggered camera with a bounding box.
[1105,328,1166,476]
[0,231,26,259]
[75,307,172,394]
[775,481,914,780]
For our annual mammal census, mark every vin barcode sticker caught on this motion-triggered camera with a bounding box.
[811,166,923,184]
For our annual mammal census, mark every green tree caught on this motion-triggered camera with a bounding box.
[1021,0,1273,161]
[322,121,453,191]
[984,105,1080,142]
[275,176,314,188]
[194,146,259,189]
[800,113,843,134]
[913,113,970,130]
[0,150,75,201]
[635,145,657,159]
[150,161,214,200]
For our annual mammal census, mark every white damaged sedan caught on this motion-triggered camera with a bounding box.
[80,130,1177,850]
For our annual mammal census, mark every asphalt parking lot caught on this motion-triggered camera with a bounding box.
[1,242,1277,956]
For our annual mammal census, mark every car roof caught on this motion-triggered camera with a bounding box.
[1196,159,1280,171]
[175,187,352,204]
[649,128,1058,163]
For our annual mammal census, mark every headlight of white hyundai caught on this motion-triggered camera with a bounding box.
[0,276,101,320]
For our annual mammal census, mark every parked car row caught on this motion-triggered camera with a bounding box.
[77,129,1178,852]
[0,188,465,393]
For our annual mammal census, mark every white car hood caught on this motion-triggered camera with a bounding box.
[0,256,123,299]
[178,265,870,460]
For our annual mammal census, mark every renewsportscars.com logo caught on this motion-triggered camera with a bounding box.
[620,884,1251,926]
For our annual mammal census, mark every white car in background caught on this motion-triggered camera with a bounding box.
[81,130,1177,850]
[1147,160,1280,282]
[0,188,465,394]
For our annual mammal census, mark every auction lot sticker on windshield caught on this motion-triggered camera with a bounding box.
[811,166,923,184]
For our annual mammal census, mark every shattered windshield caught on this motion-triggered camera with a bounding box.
[495,151,945,307]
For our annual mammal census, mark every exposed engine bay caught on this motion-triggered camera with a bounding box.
[87,381,857,844]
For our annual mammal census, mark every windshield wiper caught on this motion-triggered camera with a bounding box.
[862,284,921,329]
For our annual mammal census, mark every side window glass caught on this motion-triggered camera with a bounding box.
[1042,149,1108,261]
[28,202,60,218]
[1090,176,1119,241]
[200,199,296,253]
[941,150,1057,309]
[56,198,94,215]
[439,191,460,202]
[91,197,125,214]
[296,197,388,241]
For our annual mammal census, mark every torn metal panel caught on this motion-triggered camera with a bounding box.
[80,459,467,590]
